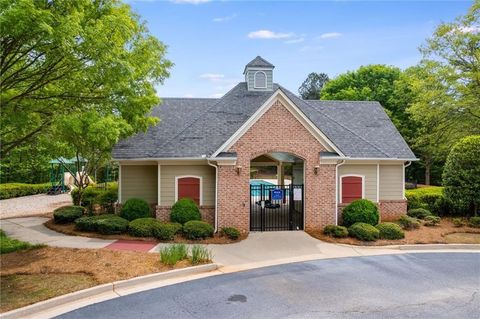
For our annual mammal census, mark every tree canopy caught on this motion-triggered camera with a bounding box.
[298,72,329,100]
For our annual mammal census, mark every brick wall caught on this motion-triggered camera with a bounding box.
[155,205,215,226]
[217,99,336,232]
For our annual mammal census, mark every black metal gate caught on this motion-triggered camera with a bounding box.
[250,184,304,231]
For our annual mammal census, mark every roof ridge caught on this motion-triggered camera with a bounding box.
[305,100,380,104]
[278,86,392,157]
[161,97,218,100]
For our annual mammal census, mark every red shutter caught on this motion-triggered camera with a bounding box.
[178,177,200,205]
[342,176,362,203]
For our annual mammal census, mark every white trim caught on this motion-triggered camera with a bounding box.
[207,160,219,233]
[376,163,380,203]
[174,175,203,206]
[211,89,344,157]
[339,174,365,204]
[321,156,418,161]
[253,71,267,89]
[157,164,161,205]
[115,157,207,161]
[118,165,122,204]
[335,160,346,225]
[403,161,412,200]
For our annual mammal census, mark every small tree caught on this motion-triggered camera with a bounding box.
[298,73,329,100]
[443,135,480,216]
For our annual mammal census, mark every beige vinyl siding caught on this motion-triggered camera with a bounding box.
[160,165,215,206]
[338,164,377,202]
[379,165,404,200]
[120,165,158,204]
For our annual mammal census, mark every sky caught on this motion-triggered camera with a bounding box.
[127,0,473,98]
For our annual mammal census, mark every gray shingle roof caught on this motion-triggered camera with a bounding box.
[244,56,274,72]
[112,83,416,160]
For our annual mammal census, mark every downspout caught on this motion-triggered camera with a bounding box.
[207,159,219,233]
[403,161,412,200]
[335,160,346,226]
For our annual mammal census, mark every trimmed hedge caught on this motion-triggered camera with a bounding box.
[128,218,162,237]
[323,225,349,238]
[75,214,128,234]
[0,183,50,200]
[348,222,379,241]
[71,185,118,213]
[407,208,432,220]
[342,199,379,227]
[120,198,151,221]
[97,188,118,214]
[183,221,214,240]
[170,198,201,225]
[221,227,241,240]
[376,222,405,240]
[53,206,84,224]
[398,215,420,230]
[152,223,182,241]
[405,186,464,216]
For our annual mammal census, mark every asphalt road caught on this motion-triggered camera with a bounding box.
[57,253,480,319]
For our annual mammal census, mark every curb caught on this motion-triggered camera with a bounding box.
[0,263,218,319]
[398,244,480,250]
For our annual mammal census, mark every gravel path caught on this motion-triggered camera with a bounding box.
[0,193,72,219]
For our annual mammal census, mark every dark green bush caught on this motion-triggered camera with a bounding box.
[97,188,118,213]
[323,225,349,238]
[376,222,405,240]
[469,216,480,228]
[221,227,241,240]
[53,206,84,224]
[398,215,420,230]
[183,221,214,240]
[170,198,201,225]
[120,198,151,221]
[128,218,162,237]
[95,216,129,234]
[348,222,379,241]
[152,223,181,241]
[0,183,50,200]
[423,215,441,227]
[342,199,379,227]
[407,208,432,220]
[75,214,117,232]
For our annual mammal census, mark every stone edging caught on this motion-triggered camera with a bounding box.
[0,263,218,319]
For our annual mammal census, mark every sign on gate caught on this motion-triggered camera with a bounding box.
[293,188,302,201]
[271,189,283,200]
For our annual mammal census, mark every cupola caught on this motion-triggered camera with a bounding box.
[243,56,274,91]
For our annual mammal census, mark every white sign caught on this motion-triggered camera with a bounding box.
[293,188,302,201]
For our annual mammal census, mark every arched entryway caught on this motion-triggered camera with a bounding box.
[249,152,304,231]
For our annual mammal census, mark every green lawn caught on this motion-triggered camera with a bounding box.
[0,230,42,254]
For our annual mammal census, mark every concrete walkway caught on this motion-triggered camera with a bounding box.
[0,193,72,219]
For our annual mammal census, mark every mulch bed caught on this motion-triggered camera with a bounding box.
[44,219,247,244]
[307,217,480,246]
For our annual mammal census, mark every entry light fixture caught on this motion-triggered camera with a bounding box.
[236,165,242,175]
[314,165,320,175]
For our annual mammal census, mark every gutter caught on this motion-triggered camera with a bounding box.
[335,160,346,226]
[321,156,419,162]
[403,161,412,200]
[207,159,219,233]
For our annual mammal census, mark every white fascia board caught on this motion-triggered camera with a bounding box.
[211,89,344,157]
[320,156,419,162]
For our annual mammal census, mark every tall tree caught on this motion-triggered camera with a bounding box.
[298,72,329,100]
[0,0,172,158]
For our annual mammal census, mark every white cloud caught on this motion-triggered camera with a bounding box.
[200,73,225,81]
[170,0,210,4]
[457,25,480,33]
[319,32,342,39]
[285,37,305,44]
[213,14,236,23]
[248,30,294,39]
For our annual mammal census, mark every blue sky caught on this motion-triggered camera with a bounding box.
[128,0,472,98]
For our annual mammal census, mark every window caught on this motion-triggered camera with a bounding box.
[176,176,202,205]
[254,71,267,88]
[341,175,364,203]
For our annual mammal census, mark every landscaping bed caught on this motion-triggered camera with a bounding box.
[308,217,480,246]
[0,246,192,312]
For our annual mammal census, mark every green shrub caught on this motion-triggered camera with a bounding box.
[120,198,151,221]
[376,222,405,240]
[95,216,129,234]
[342,199,379,227]
[398,215,421,230]
[97,187,118,213]
[221,227,240,240]
[190,245,213,265]
[348,222,379,241]
[0,183,50,200]
[128,218,162,237]
[79,187,104,213]
[160,244,188,266]
[53,206,84,224]
[75,214,117,232]
[323,225,349,238]
[183,221,214,240]
[423,215,441,227]
[405,186,444,212]
[170,198,201,225]
[452,218,464,227]
[152,223,182,241]
[469,216,480,228]
[407,208,432,220]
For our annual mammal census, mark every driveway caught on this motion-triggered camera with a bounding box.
[56,253,480,319]
[0,193,72,219]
